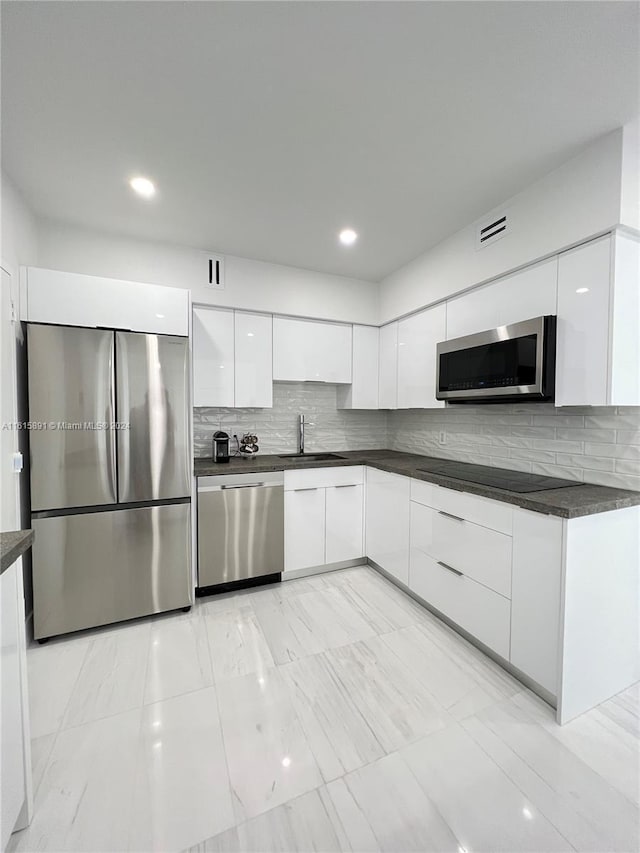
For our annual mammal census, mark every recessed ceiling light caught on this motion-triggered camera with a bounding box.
[339,228,358,246]
[575,287,589,294]
[129,176,156,198]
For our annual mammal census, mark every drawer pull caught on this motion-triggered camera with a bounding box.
[334,484,357,489]
[438,510,465,522]
[437,560,463,577]
[293,487,318,492]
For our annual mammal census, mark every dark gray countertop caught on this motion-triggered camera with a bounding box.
[0,529,34,576]
[194,449,640,519]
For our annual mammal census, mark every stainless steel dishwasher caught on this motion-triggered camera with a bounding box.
[197,472,284,591]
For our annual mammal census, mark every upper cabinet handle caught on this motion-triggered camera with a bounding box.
[438,510,465,522]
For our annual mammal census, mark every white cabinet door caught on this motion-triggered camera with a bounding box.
[556,236,611,406]
[1,563,27,848]
[337,325,379,409]
[510,508,562,695]
[284,487,326,571]
[397,304,446,408]
[192,307,235,407]
[610,233,640,405]
[378,322,398,409]
[446,258,558,340]
[365,468,410,584]
[24,267,189,335]
[326,484,364,563]
[273,317,352,383]
[234,311,272,408]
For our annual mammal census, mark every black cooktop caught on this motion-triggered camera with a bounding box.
[417,459,582,493]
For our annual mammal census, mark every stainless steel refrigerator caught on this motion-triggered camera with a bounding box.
[27,323,192,640]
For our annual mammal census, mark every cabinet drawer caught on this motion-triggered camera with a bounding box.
[409,547,511,659]
[410,478,436,508]
[429,484,513,535]
[285,465,364,491]
[410,502,512,598]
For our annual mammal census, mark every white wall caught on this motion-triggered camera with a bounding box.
[620,118,640,231]
[1,172,39,276]
[379,128,627,323]
[36,219,379,325]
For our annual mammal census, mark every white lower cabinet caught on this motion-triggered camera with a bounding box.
[284,487,326,571]
[326,485,364,563]
[410,500,512,598]
[409,545,512,660]
[408,500,512,659]
[284,467,364,572]
[510,508,563,695]
[365,468,410,584]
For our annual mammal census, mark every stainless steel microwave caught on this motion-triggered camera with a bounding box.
[436,315,557,403]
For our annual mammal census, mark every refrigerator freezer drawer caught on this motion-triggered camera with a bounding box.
[32,503,191,639]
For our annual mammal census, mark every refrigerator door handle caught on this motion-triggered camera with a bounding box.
[107,334,118,502]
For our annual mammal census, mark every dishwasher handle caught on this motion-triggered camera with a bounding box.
[221,483,266,490]
[199,482,270,492]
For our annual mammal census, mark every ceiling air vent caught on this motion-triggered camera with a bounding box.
[475,211,509,250]
[205,252,225,290]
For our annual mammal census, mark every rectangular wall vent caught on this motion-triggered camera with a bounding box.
[475,212,509,250]
[205,253,225,290]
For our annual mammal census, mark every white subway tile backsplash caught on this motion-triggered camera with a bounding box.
[510,448,557,464]
[555,453,615,472]
[532,439,583,453]
[615,458,640,476]
[584,443,640,459]
[556,428,616,443]
[617,431,640,445]
[194,382,388,457]
[585,414,640,429]
[195,391,639,492]
[390,403,640,491]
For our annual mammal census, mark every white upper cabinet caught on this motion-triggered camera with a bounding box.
[378,322,398,409]
[337,325,379,409]
[556,233,640,406]
[22,267,189,336]
[397,303,446,409]
[446,257,558,340]
[192,307,235,407]
[273,317,352,383]
[234,311,273,408]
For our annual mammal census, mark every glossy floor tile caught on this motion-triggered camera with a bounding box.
[204,603,275,683]
[217,666,324,822]
[14,565,640,853]
[62,622,150,728]
[128,688,235,852]
[144,612,212,704]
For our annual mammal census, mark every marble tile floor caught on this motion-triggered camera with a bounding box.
[9,566,639,853]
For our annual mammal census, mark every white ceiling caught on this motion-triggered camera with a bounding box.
[2,1,638,282]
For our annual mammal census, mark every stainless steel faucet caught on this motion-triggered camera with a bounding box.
[298,414,306,454]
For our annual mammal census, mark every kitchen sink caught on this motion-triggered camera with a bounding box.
[277,452,347,462]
